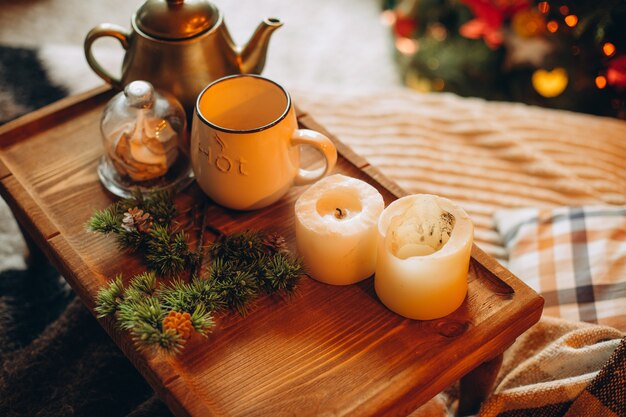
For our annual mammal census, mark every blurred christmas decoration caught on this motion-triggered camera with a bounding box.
[532,67,568,97]
[383,0,626,119]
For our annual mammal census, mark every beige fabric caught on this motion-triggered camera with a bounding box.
[478,317,623,416]
[293,89,626,262]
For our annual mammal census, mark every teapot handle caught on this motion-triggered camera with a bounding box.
[84,23,130,88]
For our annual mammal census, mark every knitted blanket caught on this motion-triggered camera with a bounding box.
[479,318,625,417]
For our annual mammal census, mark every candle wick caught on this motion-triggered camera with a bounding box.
[334,208,346,219]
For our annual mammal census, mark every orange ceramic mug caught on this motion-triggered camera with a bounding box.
[191,75,337,210]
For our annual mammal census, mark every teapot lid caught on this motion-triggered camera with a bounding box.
[135,0,220,40]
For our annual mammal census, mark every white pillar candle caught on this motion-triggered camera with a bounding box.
[375,194,473,320]
[295,174,384,285]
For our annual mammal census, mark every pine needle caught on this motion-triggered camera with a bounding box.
[190,304,214,335]
[87,207,122,234]
[260,252,304,294]
[145,226,190,276]
[128,272,158,296]
[94,275,125,318]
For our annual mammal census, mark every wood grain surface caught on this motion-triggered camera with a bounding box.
[0,88,543,417]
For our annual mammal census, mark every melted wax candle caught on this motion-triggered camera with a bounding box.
[295,174,384,285]
[375,194,473,320]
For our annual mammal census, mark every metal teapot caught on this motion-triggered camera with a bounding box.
[84,0,283,114]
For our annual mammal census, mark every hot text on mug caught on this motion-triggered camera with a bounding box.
[198,133,250,176]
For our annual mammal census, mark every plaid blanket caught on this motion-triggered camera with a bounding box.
[565,336,626,417]
[494,205,626,331]
[470,205,626,416]
[478,318,625,417]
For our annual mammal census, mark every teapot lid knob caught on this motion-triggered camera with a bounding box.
[135,0,220,40]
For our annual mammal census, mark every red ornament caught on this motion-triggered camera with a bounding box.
[459,0,531,49]
[394,11,417,38]
[607,55,626,90]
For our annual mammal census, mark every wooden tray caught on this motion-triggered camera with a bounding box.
[0,86,543,417]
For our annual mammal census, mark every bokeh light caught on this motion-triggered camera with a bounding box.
[547,21,559,33]
[603,42,616,57]
[564,15,578,27]
[395,37,419,55]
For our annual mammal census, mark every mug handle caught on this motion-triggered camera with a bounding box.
[291,129,338,185]
[84,23,130,88]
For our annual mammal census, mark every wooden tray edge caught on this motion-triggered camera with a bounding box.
[0,85,114,148]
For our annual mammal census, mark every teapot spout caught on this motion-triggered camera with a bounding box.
[238,17,283,74]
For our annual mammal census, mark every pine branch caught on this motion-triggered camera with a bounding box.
[159,277,226,314]
[116,190,176,226]
[144,226,197,276]
[128,271,158,296]
[260,252,304,294]
[142,191,177,225]
[208,230,268,263]
[87,190,187,264]
[132,321,185,355]
[209,260,258,315]
[117,297,165,332]
[190,304,214,335]
[115,229,147,252]
[91,194,305,356]
[152,328,186,355]
[87,207,123,235]
[96,274,216,355]
[159,279,195,312]
[188,277,228,313]
[94,274,125,318]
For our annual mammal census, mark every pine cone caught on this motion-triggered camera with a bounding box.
[263,233,289,254]
[124,207,153,233]
[163,310,193,340]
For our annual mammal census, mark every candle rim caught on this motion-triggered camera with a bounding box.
[295,174,385,235]
[379,194,473,261]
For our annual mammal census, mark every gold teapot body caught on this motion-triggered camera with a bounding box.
[84,0,282,114]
